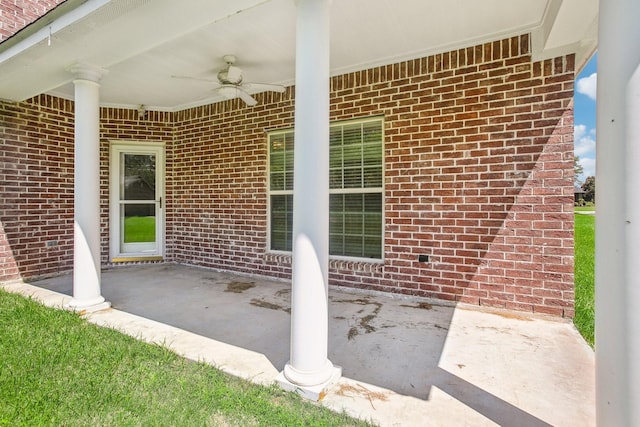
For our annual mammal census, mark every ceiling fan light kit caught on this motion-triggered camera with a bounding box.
[217,85,237,98]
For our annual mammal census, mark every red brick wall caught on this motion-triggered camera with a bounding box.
[0,34,575,317]
[171,93,294,276]
[0,95,75,280]
[99,108,174,264]
[345,36,575,317]
[0,0,66,41]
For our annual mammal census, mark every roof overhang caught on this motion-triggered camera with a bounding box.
[0,0,598,111]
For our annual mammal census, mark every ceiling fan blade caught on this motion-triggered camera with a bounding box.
[243,82,285,93]
[236,88,258,106]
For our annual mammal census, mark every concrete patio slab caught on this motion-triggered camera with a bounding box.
[4,263,594,426]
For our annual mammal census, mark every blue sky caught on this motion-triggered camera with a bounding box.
[574,53,597,183]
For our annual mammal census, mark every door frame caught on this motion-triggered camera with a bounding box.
[109,141,165,261]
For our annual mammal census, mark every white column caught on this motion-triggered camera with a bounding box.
[278,0,340,400]
[67,63,110,312]
[596,0,640,425]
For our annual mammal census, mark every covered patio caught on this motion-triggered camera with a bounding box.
[4,263,594,426]
[2,0,640,424]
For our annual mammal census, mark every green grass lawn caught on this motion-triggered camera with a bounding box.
[0,290,371,427]
[124,216,156,243]
[574,213,595,346]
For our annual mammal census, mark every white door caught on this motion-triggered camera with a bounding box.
[110,143,164,260]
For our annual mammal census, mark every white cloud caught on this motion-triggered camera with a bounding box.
[574,124,596,180]
[574,125,596,157]
[576,72,597,100]
[580,157,596,179]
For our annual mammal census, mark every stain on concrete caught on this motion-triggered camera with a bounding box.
[336,298,376,306]
[250,298,291,314]
[348,327,359,340]
[274,288,290,298]
[360,314,377,333]
[225,281,255,293]
[335,298,382,340]
[401,302,433,310]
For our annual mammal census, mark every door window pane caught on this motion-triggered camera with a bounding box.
[123,154,156,200]
[123,204,156,243]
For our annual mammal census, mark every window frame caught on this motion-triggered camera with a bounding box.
[267,116,385,262]
[267,129,295,254]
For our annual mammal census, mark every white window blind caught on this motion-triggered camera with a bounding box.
[269,117,383,259]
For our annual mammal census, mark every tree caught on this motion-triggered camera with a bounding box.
[581,175,596,203]
[574,156,584,186]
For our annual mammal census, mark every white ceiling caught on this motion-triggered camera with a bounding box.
[0,0,598,111]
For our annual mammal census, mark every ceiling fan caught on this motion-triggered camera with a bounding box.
[173,54,285,106]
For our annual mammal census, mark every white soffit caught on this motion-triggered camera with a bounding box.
[0,0,271,104]
[0,0,599,111]
[539,0,598,69]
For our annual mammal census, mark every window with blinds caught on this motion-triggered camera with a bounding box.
[268,117,384,259]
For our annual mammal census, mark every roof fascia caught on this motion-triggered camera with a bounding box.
[0,0,111,64]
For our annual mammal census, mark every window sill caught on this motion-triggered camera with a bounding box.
[263,252,384,274]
